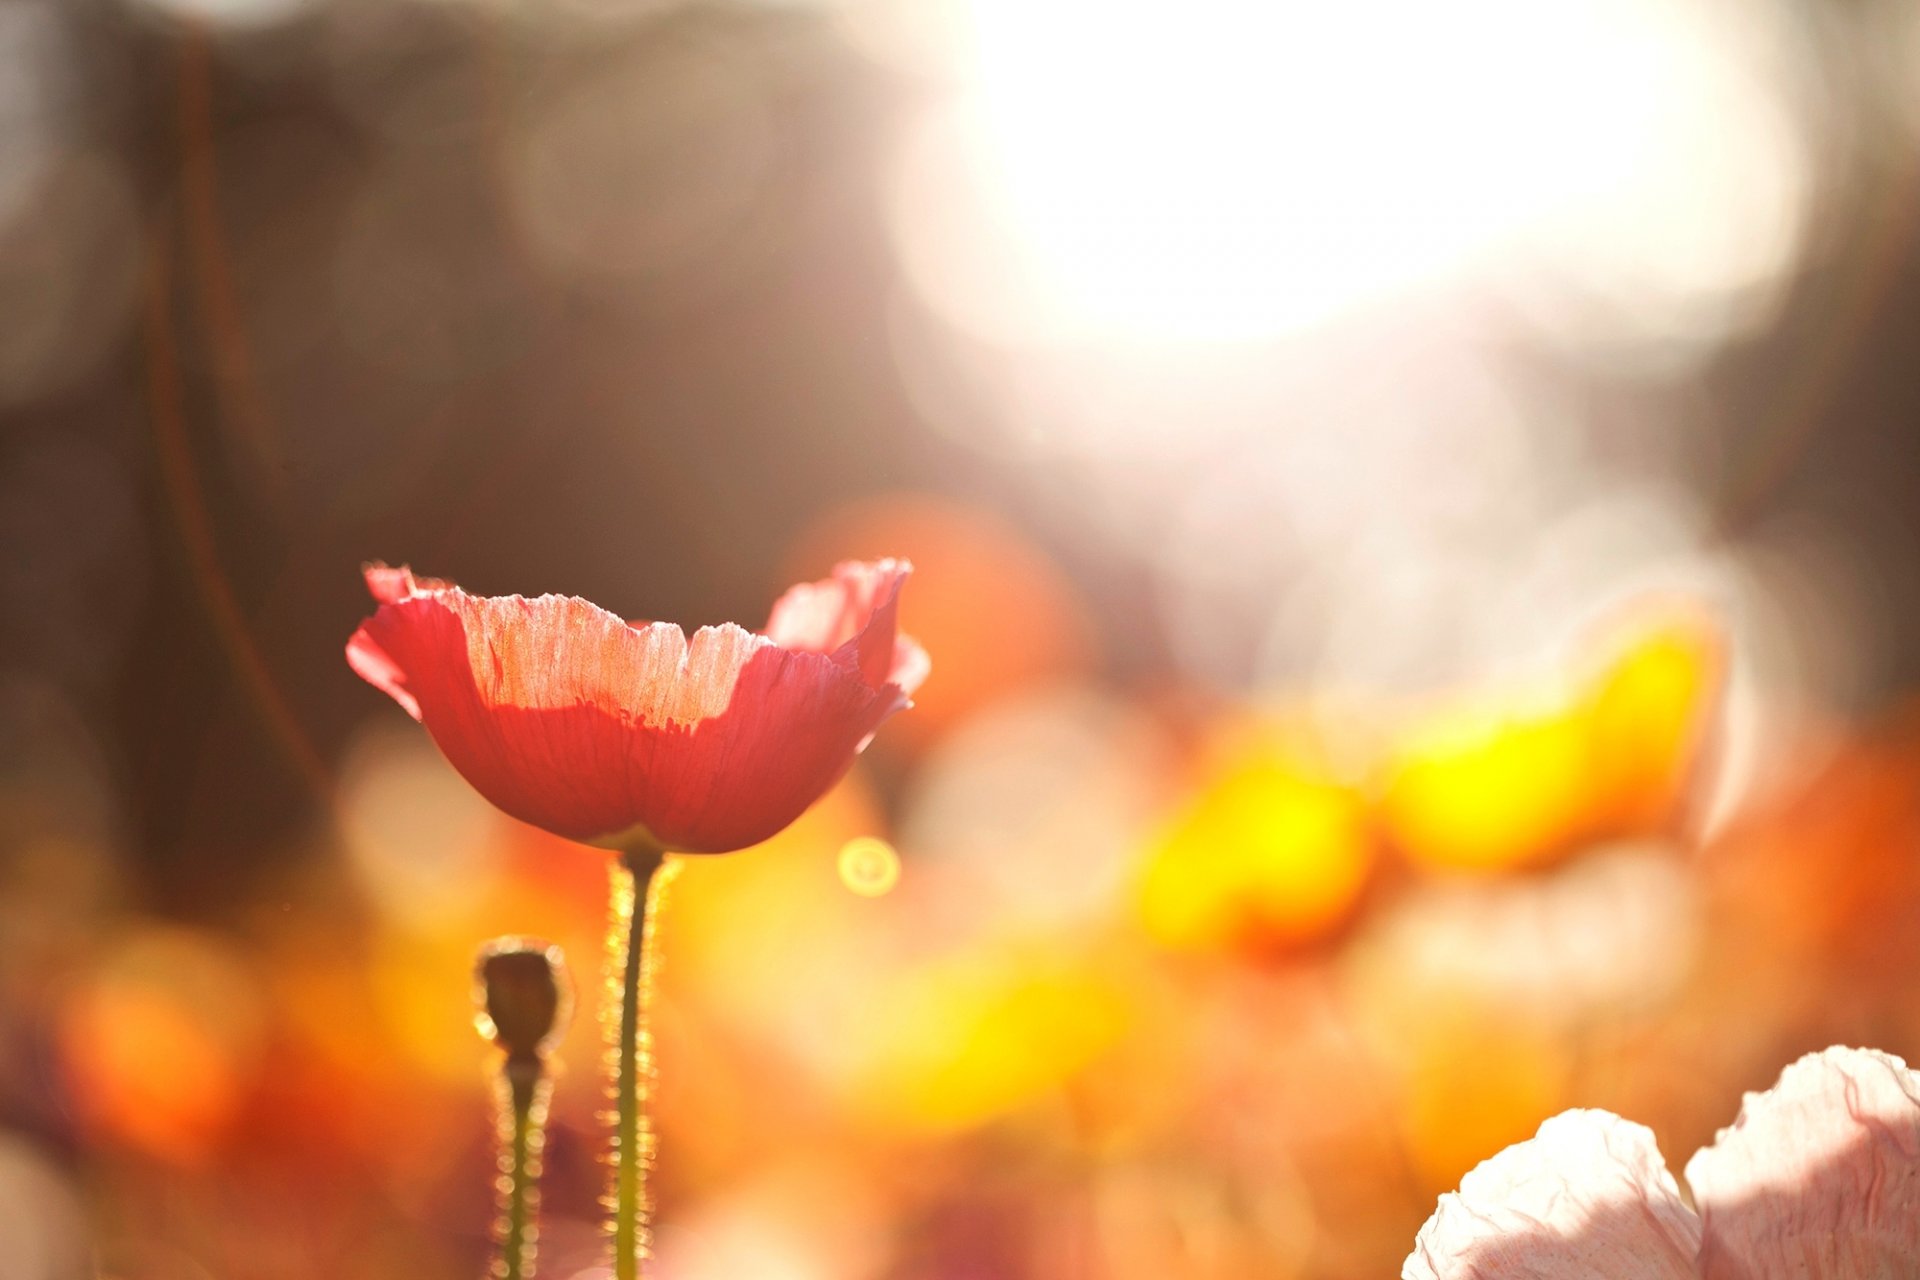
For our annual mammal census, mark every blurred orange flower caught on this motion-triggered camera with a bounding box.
[346,560,928,852]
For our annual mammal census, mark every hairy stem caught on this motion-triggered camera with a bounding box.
[497,1065,544,1280]
[610,847,674,1280]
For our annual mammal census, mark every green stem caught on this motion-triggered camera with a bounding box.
[501,1078,533,1279]
[498,1062,545,1280]
[613,847,671,1280]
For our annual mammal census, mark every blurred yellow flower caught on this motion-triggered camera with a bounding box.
[1584,608,1725,835]
[1380,702,1590,874]
[849,942,1131,1134]
[1382,607,1723,873]
[1138,758,1374,954]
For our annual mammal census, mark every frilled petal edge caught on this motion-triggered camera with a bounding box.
[1686,1046,1920,1280]
[763,558,927,695]
[1404,1109,1701,1280]
[362,562,455,605]
[346,564,920,851]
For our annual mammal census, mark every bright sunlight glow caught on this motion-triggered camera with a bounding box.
[892,0,1804,344]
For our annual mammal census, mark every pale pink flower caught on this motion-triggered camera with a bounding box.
[1405,1046,1920,1279]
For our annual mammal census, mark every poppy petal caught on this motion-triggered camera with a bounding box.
[349,563,460,715]
[361,562,453,605]
[1686,1046,1920,1280]
[764,559,924,693]
[1404,1109,1700,1280]
[642,623,909,850]
[345,624,421,721]
[350,582,910,852]
[888,633,932,699]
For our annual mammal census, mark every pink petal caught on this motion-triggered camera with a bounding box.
[348,587,908,852]
[888,633,932,699]
[1404,1109,1701,1280]
[361,562,453,604]
[346,622,421,720]
[763,559,925,694]
[1686,1046,1920,1280]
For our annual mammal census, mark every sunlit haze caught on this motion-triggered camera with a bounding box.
[5,1,1919,1277]
[890,0,1805,344]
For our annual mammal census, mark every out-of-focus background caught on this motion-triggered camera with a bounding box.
[5,0,1920,1275]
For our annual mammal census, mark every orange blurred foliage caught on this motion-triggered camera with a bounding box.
[1395,1016,1572,1192]
[57,929,264,1165]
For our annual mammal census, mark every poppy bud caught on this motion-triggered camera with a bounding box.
[475,938,571,1066]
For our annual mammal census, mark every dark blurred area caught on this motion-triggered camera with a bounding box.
[97,0,968,896]
[5,0,1920,1276]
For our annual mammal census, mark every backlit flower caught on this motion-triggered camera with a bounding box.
[346,560,928,853]
[1405,1045,1920,1279]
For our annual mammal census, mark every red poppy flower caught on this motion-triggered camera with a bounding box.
[346,560,928,853]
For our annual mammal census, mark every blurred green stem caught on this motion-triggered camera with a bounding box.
[614,846,670,1280]
[500,1066,540,1280]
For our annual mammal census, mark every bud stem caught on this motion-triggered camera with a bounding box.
[497,1060,546,1280]
[611,846,674,1280]
[476,940,568,1280]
